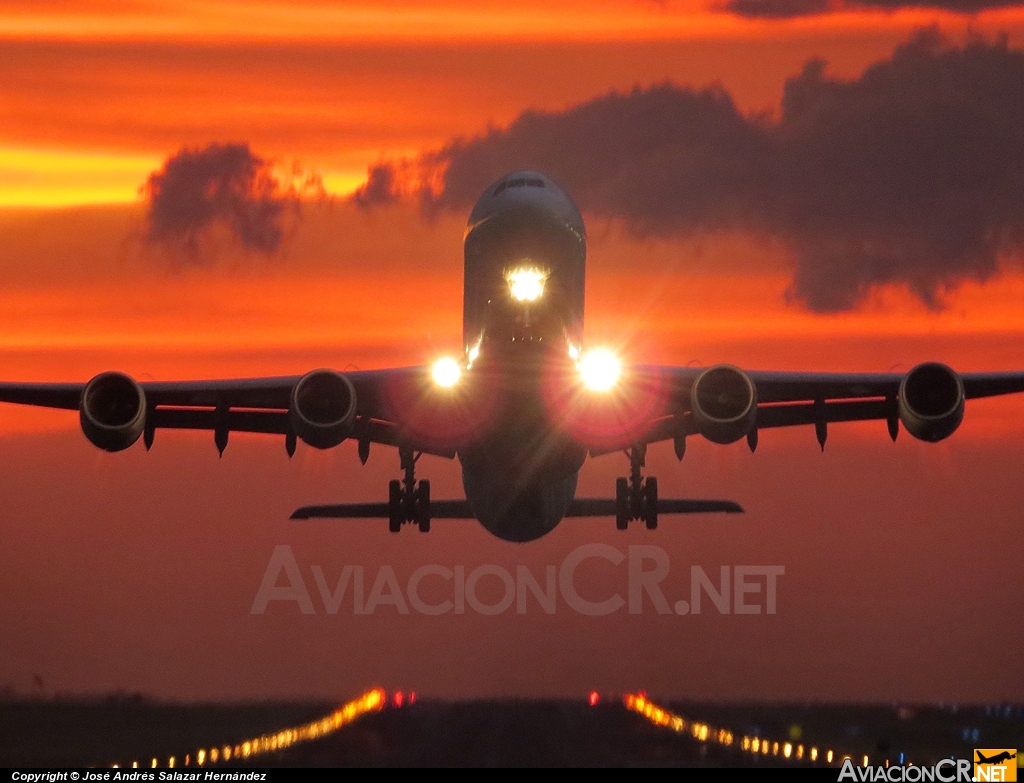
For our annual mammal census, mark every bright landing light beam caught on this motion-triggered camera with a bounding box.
[579,348,621,392]
[431,356,462,387]
[507,267,547,302]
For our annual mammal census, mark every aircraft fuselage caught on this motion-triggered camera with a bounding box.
[457,171,590,542]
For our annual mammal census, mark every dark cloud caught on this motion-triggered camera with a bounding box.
[143,143,300,255]
[773,32,1024,309]
[429,84,774,234]
[724,0,832,19]
[725,0,1020,19]
[357,32,1024,311]
[352,163,400,208]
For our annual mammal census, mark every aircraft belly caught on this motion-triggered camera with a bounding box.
[461,461,579,543]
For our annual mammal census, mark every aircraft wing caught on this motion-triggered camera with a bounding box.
[5,363,1024,458]
[751,370,1024,431]
[0,367,458,458]
[746,370,1024,403]
[619,365,1024,454]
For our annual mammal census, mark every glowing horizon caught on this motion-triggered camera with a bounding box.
[4,2,1023,45]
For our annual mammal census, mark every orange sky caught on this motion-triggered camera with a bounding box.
[3,203,1024,388]
[4,0,1023,43]
[1,2,1023,705]
[4,2,1024,205]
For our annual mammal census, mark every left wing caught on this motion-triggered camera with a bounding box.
[615,363,1024,454]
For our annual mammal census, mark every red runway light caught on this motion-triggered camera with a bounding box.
[393,691,404,707]
[589,691,599,706]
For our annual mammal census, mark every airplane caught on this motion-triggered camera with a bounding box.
[2,169,1024,542]
[975,752,1017,765]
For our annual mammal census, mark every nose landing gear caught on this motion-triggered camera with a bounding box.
[389,447,431,532]
[615,444,658,530]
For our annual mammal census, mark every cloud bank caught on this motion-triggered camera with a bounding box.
[357,32,1024,311]
[144,143,301,256]
[724,0,1021,20]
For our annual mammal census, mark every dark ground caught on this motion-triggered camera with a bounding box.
[0,697,332,768]
[1,695,1020,767]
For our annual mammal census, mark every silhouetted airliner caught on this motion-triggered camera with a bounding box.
[3,171,1024,541]
[976,751,1017,765]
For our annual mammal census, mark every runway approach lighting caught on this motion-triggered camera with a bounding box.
[431,357,462,388]
[579,348,621,392]
[507,266,547,302]
[113,687,386,769]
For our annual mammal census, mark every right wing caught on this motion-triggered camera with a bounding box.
[0,366,461,458]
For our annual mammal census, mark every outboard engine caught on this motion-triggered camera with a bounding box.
[79,371,146,452]
[898,362,964,442]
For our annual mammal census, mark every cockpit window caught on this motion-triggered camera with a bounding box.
[494,177,546,196]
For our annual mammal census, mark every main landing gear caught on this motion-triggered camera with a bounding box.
[389,447,431,533]
[615,444,658,530]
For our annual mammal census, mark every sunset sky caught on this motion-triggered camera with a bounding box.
[1,1,1023,706]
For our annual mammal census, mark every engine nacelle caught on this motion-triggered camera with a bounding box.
[79,371,146,452]
[691,364,757,445]
[290,369,357,449]
[898,362,964,442]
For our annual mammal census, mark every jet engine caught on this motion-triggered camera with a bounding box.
[898,362,964,442]
[690,364,757,444]
[290,369,357,449]
[79,371,146,452]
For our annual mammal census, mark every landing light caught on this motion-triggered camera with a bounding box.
[579,349,621,392]
[507,266,547,302]
[431,357,462,388]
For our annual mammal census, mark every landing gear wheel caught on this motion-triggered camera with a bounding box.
[388,479,402,533]
[642,477,658,530]
[416,480,431,533]
[615,477,629,530]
